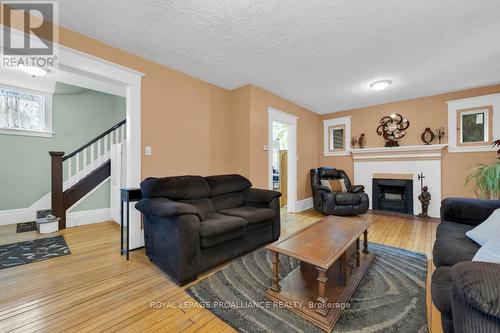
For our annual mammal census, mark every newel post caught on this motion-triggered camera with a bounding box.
[49,151,65,229]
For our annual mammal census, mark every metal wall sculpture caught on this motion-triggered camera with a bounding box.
[376,113,410,147]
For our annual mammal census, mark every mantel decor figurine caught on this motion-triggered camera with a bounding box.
[435,127,445,144]
[376,113,410,147]
[358,133,366,148]
[421,128,435,145]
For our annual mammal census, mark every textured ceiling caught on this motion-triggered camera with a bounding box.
[59,0,500,114]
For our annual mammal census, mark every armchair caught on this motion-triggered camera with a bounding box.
[310,167,369,216]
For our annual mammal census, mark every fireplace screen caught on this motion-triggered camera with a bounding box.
[372,178,413,215]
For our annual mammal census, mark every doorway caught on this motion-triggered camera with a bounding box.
[272,122,289,208]
[268,108,297,213]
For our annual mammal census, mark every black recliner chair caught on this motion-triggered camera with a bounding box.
[310,167,369,216]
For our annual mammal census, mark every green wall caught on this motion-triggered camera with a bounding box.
[0,83,126,211]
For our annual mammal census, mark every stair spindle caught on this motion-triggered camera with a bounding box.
[67,158,72,181]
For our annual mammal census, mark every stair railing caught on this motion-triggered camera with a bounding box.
[49,119,126,229]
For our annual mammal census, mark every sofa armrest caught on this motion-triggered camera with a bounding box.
[441,198,500,226]
[313,184,331,193]
[135,197,204,220]
[451,262,500,319]
[348,185,365,194]
[245,188,281,205]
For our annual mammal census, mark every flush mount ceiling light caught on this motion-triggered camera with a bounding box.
[19,65,48,77]
[370,79,392,91]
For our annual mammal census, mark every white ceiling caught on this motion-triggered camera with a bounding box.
[59,0,500,114]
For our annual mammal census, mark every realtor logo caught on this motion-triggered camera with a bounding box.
[1,0,58,70]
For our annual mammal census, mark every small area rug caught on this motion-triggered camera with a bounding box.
[0,236,71,270]
[187,243,428,333]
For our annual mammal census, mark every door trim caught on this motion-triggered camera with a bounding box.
[268,107,298,213]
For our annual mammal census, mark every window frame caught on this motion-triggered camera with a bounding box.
[456,106,492,147]
[323,116,351,156]
[328,124,346,152]
[0,84,54,138]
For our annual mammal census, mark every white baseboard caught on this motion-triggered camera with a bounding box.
[0,193,51,226]
[66,208,111,228]
[295,197,313,212]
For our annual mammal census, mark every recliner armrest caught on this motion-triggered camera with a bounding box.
[245,188,281,205]
[135,198,204,220]
[452,261,500,318]
[441,198,500,226]
[348,185,365,194]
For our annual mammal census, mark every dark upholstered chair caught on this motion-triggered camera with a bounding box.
[135,174,281,285]
[432,198,500,333]
[310,167,369,216]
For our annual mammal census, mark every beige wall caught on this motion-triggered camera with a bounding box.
[226,85,322,200]
[320,85,500,199]
[248,86,321,200]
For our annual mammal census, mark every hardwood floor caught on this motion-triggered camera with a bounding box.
[0,211,442,332]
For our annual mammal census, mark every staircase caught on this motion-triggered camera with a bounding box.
[49,120,126,229]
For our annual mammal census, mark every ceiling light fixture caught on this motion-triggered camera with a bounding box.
[19,65,48,77]
[370,79,392,91]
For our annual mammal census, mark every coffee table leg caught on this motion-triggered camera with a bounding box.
[363,229,369,254]
[315,267,329,316]
[270,251,281,292]
[356,237,361,266]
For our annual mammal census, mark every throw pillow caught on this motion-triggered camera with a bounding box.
[328,179,347,192]
[320,179,331,190]
[473,237,500,264]
[466,208,500,245]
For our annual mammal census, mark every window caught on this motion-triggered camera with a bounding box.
[447,93,499,153]
[323,116,351,156]
[457,106,492,146]
[329,125,345,151]
[0,86,53,137]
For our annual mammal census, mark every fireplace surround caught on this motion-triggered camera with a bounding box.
[372,178,413,214]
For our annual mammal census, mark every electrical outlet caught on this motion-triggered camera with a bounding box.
[145,146,152,156]
[263,145,269,151]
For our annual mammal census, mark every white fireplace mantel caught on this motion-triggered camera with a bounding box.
[351,144,447,160]
[352,144,446,218]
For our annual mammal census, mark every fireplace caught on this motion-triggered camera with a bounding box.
[372,178,413,214]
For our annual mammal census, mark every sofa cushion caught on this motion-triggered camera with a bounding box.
[211,193,245,210]
[219,206,275,224]
[433,222,480,267]
[178,198,215,214]
[205,174,252,196]
[199,213,247,248]
[335,193,361,205]
[431,267,453,318]
[140,175,210,200]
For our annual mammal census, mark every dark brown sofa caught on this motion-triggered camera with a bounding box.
[135,174,281,285]
[431,198,500,333]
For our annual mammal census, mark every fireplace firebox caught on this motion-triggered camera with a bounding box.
[372,178,413,214]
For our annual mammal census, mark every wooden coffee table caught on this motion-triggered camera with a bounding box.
[265,216,374,332]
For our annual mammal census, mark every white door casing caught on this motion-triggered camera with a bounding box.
[268,107,298,213]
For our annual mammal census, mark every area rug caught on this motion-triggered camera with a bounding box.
[187,243,428,333]
[0,236,71,270]
[16,221,37,233]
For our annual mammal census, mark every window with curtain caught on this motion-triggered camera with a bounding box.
[0,87,51,136]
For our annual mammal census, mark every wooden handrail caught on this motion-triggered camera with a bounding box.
[63,119,126,161]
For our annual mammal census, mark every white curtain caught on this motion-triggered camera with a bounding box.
[0,89,45,131]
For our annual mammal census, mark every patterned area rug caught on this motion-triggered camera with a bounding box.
[16,222,37,233]
[187,243,428,333]
[0,236,71,270]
